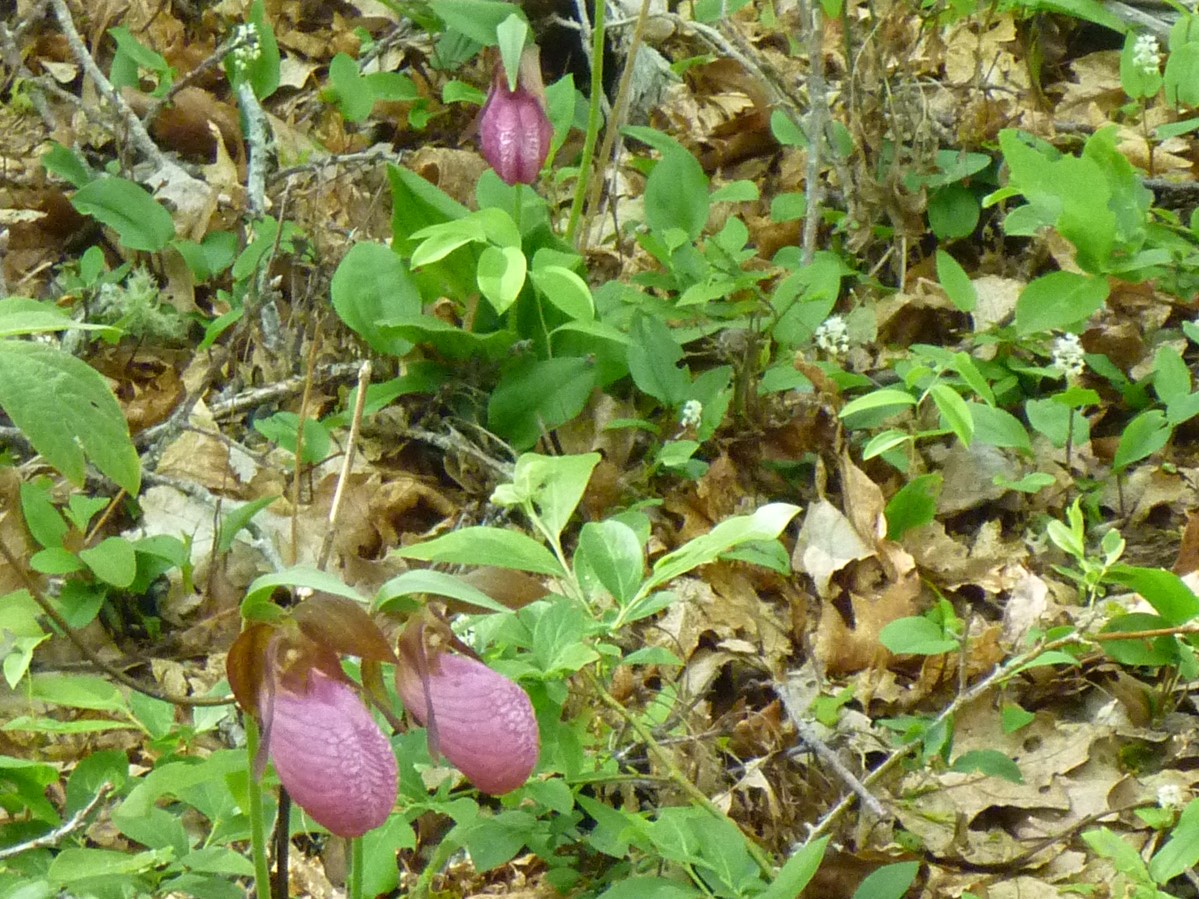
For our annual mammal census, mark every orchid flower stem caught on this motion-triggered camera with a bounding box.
[585,671,774,877]
[513,182,523,235]
[565,0,606,246]
[349,837,364,899]
[243,718,272,899]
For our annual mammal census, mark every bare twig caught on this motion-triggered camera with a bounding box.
[775,678,887,819]
[0,782,114,860]
[317,360,372,571]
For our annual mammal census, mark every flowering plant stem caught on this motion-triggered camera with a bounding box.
[565,0,606,246]
[244,718,272,898]
[349,837,364,899]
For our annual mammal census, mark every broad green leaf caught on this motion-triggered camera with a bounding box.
[375,569,511,615]
[1153,345,1191,404]
[382,314,515,362]
[0,298,116,338]
[79,537,137,589]
[488,356,595,450]
[862,429,912,460]
[758,836,829,899]
[839,388,918,418]
[879,616,958,655]
[477,244,527,314]
[241,567,368,619]
[71,177,175,252]
[967,403,1030,452]
[1149,799,1199,882]
[328,52,374,122]
[331,242,421,356]
[531,265,594,321]
[1014,271,1109,336]
[429,0,525,45]
[29,673,128,712]
[492,452,601,541]
[935,249,976,312]
[577,520,644,605]
[48,848,167,882]
[950,749,1023,783]
[627,316,689,406]
[930,383,973,446]
[1108,565,1199,626]
[646,503,800,591]
[644,146,710,241]
[850,861,921,899]
[496,14,527,91]
[885,474,941,541]
[0,340,140,493]
[1112,409,1171,470]
[394,526,564,576]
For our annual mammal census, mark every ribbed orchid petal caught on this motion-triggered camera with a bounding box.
[267,669,397,837]
[479,83,553,186]
[397,654,539,795]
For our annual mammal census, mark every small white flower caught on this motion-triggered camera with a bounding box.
[679,400,703,429]
[1132,34,1161,75]
[814,315,849,357]
[1157,783,1184,809]
[228,24,262,69]
[1051,333,1085,380]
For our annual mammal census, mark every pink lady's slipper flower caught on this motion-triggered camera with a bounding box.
[227,596,399,838]
[478,46,553,186]
[395,613,539,795]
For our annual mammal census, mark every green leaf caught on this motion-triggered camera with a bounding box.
[930,383,973,446]
[1113,409,1171,470]
[328,52,374,122]
[850,861,921,899]
[1107,565,1199,626]
[0,297,115,338]
[430,0,526,45]
[496,14,527,92]
[241,567,368,620]
[0,340,140,493]
[531,265,594,321]
[71,177,175,252]
[331,242,422,357]
[477,244,527,314]
[1153,345,1191,404]
[862,429,912,460]
[488,356,595,450]
[596,878,695,899]
[879,616,958,655]
[382,314,515,362]
[79,537,137,589]
[839,388,918,419]
[492,452,601,541]
[1001,703,1035,733]
[758,836,829,899]
[225,0,281,100]
[577,520,644,605]
[29,673,128,712]
[627,316,690,406]
[769,110,807,148]
[951,749,1023,783]
[217,495,278,554]
[1149,799,1199,883]
[935,249,976,312]
[644,145,710,241]
[646,503,800,591]
[967,403,1030,451]
[375,569,511,614]
[1014,271,1109,336]
[885,474,941,541]
[394,526,565,576]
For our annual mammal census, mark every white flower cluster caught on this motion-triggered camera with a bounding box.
[1051,333,1086,380]
[228,24,262,70]
[679,399,703,430]
[814,314,849,357]
[1132,34,1161,75]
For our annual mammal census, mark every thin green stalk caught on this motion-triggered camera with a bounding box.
[565,0,606,245]
[513,182,523,236]
[244,718,272,898]
[349,837,364,899]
